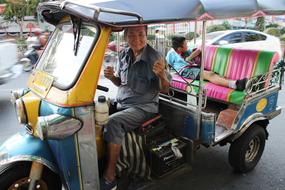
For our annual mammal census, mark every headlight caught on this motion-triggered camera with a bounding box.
[15,98,28,124]
[36,114,82,140]
[10,89,28,105]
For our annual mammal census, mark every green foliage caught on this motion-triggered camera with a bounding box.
[207,25,227,33]
[109,33,115,42]
[264,27,281,37]
[254,17,265,32]
[3,0,40,22]
[222,21,231,30]
[3,0,40,37]
[167,34,179,40]
[185,32,199,40]
[16,37,27,52]
[147,34,155,41]
[280,34,285,41]
[265,23,279,28]
[280,27,285,35]
[207,21,231,33]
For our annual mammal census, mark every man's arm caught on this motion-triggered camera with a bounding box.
[109,76,121,87]
[186,48,201,62]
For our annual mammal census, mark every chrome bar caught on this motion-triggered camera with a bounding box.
[267,106,282,120]
[159,91,207,109]
[245,68,282,97]
[197,20,207,139]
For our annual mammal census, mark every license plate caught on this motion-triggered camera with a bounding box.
[29,70,54,97]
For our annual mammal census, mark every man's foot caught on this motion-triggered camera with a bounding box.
[100,178,117,190]
[236,78,248,91]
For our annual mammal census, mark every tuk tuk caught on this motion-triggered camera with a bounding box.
[0,0,284,189]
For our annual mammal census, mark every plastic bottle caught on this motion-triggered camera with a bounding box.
[95,95,109,158]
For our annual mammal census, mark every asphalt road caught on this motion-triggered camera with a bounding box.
[0,73,284,190]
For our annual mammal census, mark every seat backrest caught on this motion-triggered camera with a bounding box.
[205,46,279,80]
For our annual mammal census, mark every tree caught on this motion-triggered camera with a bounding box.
[3,0,40,38]
[207,25,227,33]
[254,17,265,32]
[207,21,231,33]
[264,27,281,37]
[185,32,199,40]
[221,21,231,30]
[265,23,279,28]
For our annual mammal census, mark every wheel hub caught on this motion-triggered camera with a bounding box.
[245,136,260,163]
[8,177,48,190]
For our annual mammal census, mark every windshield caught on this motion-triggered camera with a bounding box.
[36,23,98,88]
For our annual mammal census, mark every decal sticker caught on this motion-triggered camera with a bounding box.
[256,98,267,112]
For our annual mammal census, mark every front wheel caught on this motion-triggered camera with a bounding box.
[0,161,62,190]
[229,124,266,173]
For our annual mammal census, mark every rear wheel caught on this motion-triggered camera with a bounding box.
[0,162,62,190]
[229,124,266,173]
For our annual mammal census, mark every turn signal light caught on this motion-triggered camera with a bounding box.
[36,114,82,140]
[15,98,28,124]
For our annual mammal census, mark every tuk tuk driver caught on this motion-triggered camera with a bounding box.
[102,26,170,190]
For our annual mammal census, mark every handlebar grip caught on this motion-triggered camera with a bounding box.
[97,85,109,92]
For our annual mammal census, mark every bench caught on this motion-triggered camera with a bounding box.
[171,46,279,105]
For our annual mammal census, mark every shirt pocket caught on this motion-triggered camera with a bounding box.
[129,75,150,95]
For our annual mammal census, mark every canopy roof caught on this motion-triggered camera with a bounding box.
[38,0,285,26]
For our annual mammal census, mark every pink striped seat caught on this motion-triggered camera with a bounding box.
[170,46,279,105]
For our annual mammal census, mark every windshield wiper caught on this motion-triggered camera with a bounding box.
[71,17,82,56]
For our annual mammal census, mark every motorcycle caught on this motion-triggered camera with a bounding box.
[20,44,40,72]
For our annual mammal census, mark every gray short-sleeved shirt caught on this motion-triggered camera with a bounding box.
[115,44,163,113]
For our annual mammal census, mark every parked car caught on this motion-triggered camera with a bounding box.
[189,29,282,56]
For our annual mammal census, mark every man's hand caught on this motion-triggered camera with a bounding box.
[104,66,121,87]
[153,58,170,93]
[104,66,115,80]
[153,58,166,78]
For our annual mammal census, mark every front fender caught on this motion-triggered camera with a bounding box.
[0,132,58,173]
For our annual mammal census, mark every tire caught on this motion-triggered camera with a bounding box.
[0,161,62,190]
[228,124,266,173]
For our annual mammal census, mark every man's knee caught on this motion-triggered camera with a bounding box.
[103,117,125,145]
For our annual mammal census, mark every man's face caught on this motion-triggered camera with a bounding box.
[126,26,147,53]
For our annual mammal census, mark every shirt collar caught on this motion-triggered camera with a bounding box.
[127,45,149,63]
[125,44,160,67]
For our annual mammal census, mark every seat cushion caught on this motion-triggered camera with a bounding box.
[171,75,246,105]
[171,75,201,94]
[170,47,279,105]
[204,82,246,105]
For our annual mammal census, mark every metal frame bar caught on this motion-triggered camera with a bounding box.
[60,0,143,22]
[196,20,207,139]
[245,68,282,99]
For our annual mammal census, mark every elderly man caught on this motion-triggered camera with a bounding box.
[102,26,170,190]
